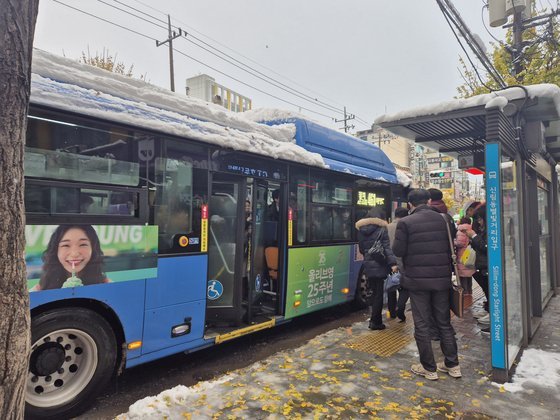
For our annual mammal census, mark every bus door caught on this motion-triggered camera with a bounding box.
[244,180,276,322]
[206,174,245,325]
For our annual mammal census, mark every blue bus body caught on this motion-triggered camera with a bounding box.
[25,50,400,418]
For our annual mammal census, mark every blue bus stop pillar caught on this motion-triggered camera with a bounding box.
[485,142,509,382]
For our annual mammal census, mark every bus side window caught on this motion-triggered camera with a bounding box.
[153,146,208,254]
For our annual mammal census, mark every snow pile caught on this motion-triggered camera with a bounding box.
[493,348,560,393]
[30,49,324,167]
[396,169,412,187]
[375,84,560,125]
[117,375,234,419]
[242,107,314,123]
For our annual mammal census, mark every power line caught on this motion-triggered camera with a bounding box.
[103,0,345,115]
[436,0,506,89]
[127,0,349,110]
[116,0,373,123]
[50,0,338,119]
[52,0,155,42]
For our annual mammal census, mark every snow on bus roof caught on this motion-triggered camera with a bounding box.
[375,84,560,125]
[30,49,324,167]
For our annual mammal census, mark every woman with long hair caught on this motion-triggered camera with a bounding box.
[34,224,109,290]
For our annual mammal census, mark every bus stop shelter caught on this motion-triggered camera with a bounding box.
[376,84,560,382]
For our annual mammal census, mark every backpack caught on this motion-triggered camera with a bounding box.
[365,228,386,263]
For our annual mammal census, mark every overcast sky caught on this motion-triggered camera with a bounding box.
[33,0,508,131]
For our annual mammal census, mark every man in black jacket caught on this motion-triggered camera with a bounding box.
[393,189,461,380]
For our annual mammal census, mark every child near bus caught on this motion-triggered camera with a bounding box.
[32,225,110,290]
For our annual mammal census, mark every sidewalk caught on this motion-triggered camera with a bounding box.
[118,291,560,419]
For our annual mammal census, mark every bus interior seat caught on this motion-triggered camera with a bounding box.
[264,246,278,292]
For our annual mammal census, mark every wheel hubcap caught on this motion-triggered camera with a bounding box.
[26,328,98,408]
[30,342,66,376]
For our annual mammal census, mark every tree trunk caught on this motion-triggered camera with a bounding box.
[0,1,38,418]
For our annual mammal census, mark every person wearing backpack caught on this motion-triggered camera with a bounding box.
[356,207,398,330]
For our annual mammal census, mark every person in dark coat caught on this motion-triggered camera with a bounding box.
[356,207,398,331]
[392,189,461,380]
[387,207,410,322]
[429,188,457,239]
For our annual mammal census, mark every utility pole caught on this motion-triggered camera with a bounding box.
[507,6,560,77]
[335,106,355,133]
[156,15,182,92]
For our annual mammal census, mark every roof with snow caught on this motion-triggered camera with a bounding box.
[30,49,323,167]
[30,49,402,185]
[375,85,560,164]
[244,112,397,183]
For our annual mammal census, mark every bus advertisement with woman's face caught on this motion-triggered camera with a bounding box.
[25,224,158,291]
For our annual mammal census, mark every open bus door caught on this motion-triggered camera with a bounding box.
[244,180,278,323]
[206,174,245,326]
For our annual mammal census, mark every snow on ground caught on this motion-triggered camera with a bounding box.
[493,348,560,393]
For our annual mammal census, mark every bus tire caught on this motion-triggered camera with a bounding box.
[25,308,117,419]
[353,268,372,309]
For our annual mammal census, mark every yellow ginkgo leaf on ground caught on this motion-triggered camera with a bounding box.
[471,399,481,407]
[499,385,506,393]
[416,381,424,387]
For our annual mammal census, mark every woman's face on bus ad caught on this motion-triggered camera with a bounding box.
[57,228,93,274]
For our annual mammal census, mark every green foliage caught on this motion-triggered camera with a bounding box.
[457,8,560,98]
[79,47,145,80]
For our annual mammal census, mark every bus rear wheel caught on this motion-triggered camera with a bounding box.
[26,308,117,419]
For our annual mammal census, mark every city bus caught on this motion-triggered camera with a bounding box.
[24,50,400,419]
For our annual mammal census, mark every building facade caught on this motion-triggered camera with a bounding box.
[186,74,252,113]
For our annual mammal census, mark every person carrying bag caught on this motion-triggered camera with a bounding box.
[356,207,398,331]
[441,214,464,318]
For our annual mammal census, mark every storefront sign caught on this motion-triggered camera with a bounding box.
[485,143,507,370]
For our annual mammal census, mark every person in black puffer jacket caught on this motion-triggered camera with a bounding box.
[392,189,461,380]
[356,207,398,331]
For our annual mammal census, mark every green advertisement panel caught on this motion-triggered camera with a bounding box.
[26,224,158,291]
[285,245,352,319]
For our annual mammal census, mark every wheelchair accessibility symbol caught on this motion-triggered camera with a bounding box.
[207,280,223,300]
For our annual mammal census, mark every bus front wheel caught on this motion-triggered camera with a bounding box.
[26,308,117,419]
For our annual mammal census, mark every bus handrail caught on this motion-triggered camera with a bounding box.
[209,224,235,275]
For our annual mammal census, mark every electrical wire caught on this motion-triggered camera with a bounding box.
[98,0,346,115]
[50,0,339,120]
[437,0,499,91]
[106,0,379,123]
[481,4,508,47]
[121,0,369,119]
[52,0,156,42]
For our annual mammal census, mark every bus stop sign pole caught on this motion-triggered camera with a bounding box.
[485,142,509,382]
